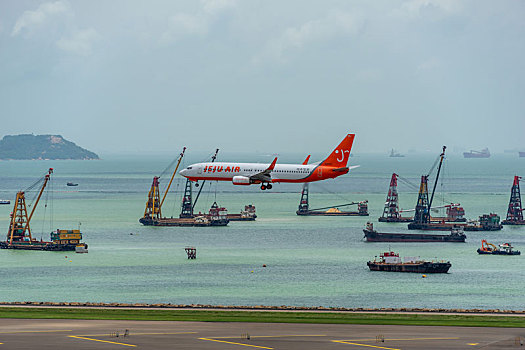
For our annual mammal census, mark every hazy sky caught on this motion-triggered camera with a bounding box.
[1,0,524,155]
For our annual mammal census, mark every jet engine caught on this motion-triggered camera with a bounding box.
[232,176,251,185]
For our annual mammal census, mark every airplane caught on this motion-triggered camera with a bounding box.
[179,134,357,190]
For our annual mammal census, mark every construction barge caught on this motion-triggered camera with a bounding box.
[477,240,521,255]
[296,183,368,216]
[363,222,466,243]
[0,168,88,252]
[378,173,465,223]
[367,251,451,273]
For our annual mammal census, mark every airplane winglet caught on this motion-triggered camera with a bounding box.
[268,157,278,171]
[302,155,311,165]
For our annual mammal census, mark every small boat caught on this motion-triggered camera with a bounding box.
[367,251,451,273]
[0,200,10,205]
[66,182,78,187]
[477,240,520,255]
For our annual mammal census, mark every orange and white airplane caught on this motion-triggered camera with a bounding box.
[179,134,357,190]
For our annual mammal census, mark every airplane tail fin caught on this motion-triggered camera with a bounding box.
[302,155,311,165]
[320,134,355,167]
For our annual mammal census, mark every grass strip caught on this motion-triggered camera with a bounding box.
[0,308,523,328]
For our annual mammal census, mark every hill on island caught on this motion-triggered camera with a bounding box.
[0,134,99,160]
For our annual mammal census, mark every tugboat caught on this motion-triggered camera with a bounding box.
[477,240,521,255]
[228,204,257,221]
[363,222,466,243]
[367,251,451,273]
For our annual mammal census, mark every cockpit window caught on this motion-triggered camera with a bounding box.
[187,167,192,170]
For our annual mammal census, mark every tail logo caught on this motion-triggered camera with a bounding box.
[335,149,350,162]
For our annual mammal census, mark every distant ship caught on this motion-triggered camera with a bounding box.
[463,148,490,158]
[0,200,10,205]
[520,152,525,158]
[66,182,78,187]
[389,149,405,157]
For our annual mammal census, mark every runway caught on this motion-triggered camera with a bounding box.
[0,318,523,349]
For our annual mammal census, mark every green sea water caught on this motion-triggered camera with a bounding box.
[0,153,524,310]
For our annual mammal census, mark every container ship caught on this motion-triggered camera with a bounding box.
[367,251,451,273]
[363,222,465,243]
[463,148,490,158]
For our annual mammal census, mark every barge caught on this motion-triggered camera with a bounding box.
[297,183,368,216]
[367,251,451,273]
[363,222,465,243]
[227,204,257,221]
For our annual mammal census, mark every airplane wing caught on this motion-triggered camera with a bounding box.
[249,157,277,183]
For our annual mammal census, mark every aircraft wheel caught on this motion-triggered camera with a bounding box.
[266,183,273,189]
[195,183,199,187]
[261,184,266,190]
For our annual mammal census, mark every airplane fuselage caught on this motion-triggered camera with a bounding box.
[181,162,348,184]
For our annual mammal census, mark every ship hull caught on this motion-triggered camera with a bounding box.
[378,217,413,222]
[477,249,521,255]
[463,153,490,158]
[367,261,451,273]
[297,211,367,216]
[0,241,79,251]
[139,217,228,226]
[501,220,525,225]
[363,229,465,243]
[227,214,256,221]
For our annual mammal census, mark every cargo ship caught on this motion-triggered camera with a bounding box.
[367,251,451,273]
[463,148,490,158]
[0,168,88,252]
[227,204,257,221]
[363,222,466,243]
[477,240,520,255]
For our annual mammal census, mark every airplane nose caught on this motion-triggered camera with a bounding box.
[179,169,187,176]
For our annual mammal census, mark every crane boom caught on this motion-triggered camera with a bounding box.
[23,168,53,234]
[159,147,186,209]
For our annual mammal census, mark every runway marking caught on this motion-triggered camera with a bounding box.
[332,340,400,350]
[0,330,72,334]
[337,337,459,342]
[77,332,197,337]
[69,336,136,347]
[199,337,273,349]
[213,334,326,339]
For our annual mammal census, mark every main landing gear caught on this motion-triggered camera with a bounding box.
[260,183,273,190]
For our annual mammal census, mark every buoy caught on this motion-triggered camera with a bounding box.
[422,275,427,278]
[251,270,254,273]
[262,264,266,267]
[69,260,72,262]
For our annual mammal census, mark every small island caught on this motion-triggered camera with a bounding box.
[0,134,99,160]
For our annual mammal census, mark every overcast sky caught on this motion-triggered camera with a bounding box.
[1,0,524,156]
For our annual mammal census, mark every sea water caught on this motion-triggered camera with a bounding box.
[0,153,523,310]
